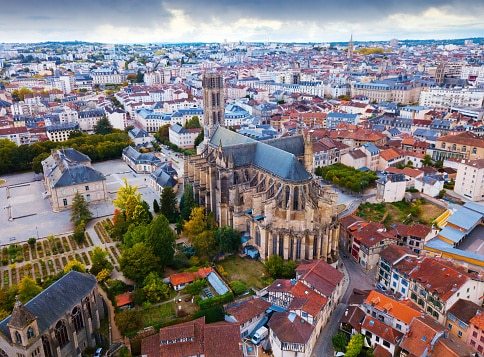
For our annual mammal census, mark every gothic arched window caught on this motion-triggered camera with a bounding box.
[14,331,22,345]
[42,335,53,357]
[27,326,35,339]
[0,349,8,357]
[54,320,69,348]
[71,306,84,332]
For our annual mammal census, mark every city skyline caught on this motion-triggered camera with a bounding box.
[1,0,483,44]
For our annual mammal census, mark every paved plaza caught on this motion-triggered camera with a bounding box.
[0,159,168,246]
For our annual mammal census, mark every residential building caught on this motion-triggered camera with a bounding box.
[224,297,271,339]
[467,310,484,355]
[0,126,30,145]
[398,315,447,357]
[376,244,418,293]
[42,148,107,211]
[46,122,80,142]
[326,112,359,129]
[433,132,484,161]
[149,162,179,193]
[360,143,380,171]
[339,215,368,254]
[378,148,406,171]
[414,174,445,197]
[122,146,162,174]
[392,223,434,254]
[446,298,483,343]
[340,149,367,170]
[0,271,104,357]
[454,158,484,201]
[141,317,243,357]
[376,173,406,202]
[169,123,202,149]
[128,127,152,147]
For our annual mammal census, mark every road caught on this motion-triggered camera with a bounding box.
[311,250,376,356]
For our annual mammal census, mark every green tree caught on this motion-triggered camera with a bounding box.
[264,255,284,277]
[70,192,92,225]
[93,115,114,135]
[115,309,142,336]
[160,186,179,223]
[73,220,86,243]
[332,332,349,352]
[63,260,86,273]
[229,280,248,295]
[31,152,50,173]
[18,276,43,303]
[345,334,365,357]
[214,226,241,254]
[422,155,432,167]
[120,242,160,283]
[136,69,144,83]
[156,124,170,141]
[90,246,113,276]
[123,224,148,248]
[142,272,170,303]
[145,214,176,269]
[281,260,297,279]
[153,198,160,213]
[194,131,204,147]
[184,116,201,129]
[179,182,196,220]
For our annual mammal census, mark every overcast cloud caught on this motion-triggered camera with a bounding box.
[0,0,483,43]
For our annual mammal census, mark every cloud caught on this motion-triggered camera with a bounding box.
[0,0,483,43]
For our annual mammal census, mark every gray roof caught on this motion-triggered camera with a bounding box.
[53,165,105,188]
[150,163,178,188]
[446,207,482,232]
[0,271,97,341]
[129,127,150,139]
[123,146,162,166]
[58,148,90,163]
[210,127,310,183]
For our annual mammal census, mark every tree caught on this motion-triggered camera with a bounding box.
[70,192,92,225]
[160,186,179,223]
[345,334,365,357]
[156,124,170,141]
[214,226,241,254]
[194,131,204,147]
[18,276,43,303]
[142,272,170,303]
[120,242,160,283]
[264,255,284,277]
[90,246,113,276]
[115,309,142,336]
[63,260,86,273]
[31,152,50,173]
[73,220,86,243]
[179,182,196,221]
[153,198,160,213]
[184,116,201,129]
[27,238,36,248]
[114,179,142,213]
[332,332,349,352]
[145,214,176,269]
[422,155,432,167]
[136,69,144,83]
[93,115,114,135]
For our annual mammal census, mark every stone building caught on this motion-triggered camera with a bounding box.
[185,126,339,262]
[42,148,108,211]
[202,71,224,138]
[0,271,104,357]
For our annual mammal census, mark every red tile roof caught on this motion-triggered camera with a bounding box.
[224,297,271,325]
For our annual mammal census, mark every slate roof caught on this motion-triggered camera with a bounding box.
[150,163,178,188]
[58,148,90,163]
[210,127,311,183]
[123,146,162,166]
[0,271,97,341]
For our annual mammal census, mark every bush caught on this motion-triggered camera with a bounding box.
[332,332,349,352]
[229,281,248,295]
[197,292,234,310]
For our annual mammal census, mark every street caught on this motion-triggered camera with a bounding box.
[311,250,376,356]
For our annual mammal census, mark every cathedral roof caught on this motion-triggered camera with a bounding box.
[210,127,311,183]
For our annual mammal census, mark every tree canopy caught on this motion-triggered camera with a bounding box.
[93,115,114,135]
[160,186,179,223]
[214,226,241,254]
[119,242,160,283]
[184,116,201,129]
[315,163,377,193]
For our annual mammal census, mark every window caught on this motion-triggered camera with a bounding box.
[383,340,390,348]
[71,306,84,331]
[458,330,463,338]
[27,326,35,339]
[63,199,68,207]
[15,331,22,345]
[0,349,7,357]
[42,335,52,357]
[85,185,89,191]
[54,320,69,348]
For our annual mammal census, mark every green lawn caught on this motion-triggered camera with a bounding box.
[141,302,176,327]
[218,255,268,290]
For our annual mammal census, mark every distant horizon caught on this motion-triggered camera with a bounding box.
[2,36,484,47]
[1,0,483,44]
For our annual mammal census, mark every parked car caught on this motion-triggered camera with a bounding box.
[94,347,103,357]
[376,283,387,292]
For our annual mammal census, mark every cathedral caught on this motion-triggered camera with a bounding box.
[185,126,340,263]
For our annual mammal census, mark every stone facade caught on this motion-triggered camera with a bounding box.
[0,271,104,357]
[185,126,339,263]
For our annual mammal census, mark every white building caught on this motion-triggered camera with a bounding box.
[454,158,484,201]
[419,87,484,109]
[376,173,406,202]
[169,123,202,149]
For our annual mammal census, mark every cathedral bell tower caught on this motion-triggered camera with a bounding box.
[7,296,39,348]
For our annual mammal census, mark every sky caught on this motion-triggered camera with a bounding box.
[0,0,483,44]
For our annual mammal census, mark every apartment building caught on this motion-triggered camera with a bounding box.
[454,158,484,201]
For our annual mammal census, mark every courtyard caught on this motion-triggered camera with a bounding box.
[0,159,163,245]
